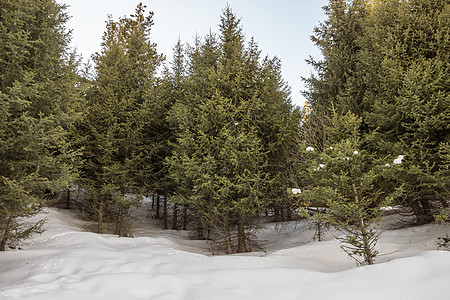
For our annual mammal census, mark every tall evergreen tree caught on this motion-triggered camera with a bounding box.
[0,0,80,250]
[303,0,449,224]
[168,6,299,253]
[300,112,395,265]
[361,0,449,223]
[79,3,163,235]
[303,0,368,117]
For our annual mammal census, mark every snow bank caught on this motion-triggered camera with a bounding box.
[0,209,449,300]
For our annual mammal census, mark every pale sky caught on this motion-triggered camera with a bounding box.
[58,0,328,107]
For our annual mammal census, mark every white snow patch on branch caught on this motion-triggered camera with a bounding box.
[393,155,404,165]
[292,188,301,194]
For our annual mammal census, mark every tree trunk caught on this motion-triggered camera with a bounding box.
[97,198,105,234]
[172,203,178,230]
[196,216,204,239]
[155,194,160,219]
[151,193,155,210]
[317,220,323,241]
[182,206,188,230]
[224,223,233,254]
[237,220,248,253]
[352,181,374,265]
[274,209,279,221]
[411,199,434,225]
[65,188,71,209]
[114,205,123,236]
[360,218,374,265]
[0,216,12,251]
[0,238,6,252]
[163,193,168,229]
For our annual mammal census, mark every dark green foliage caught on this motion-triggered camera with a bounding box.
[168,6,299,253]
[79,3,163,235]
[303,0,368,116]
[0,0,80,250]
[303,0,449,225]
[300,112,394,265]
[362,0,449,223]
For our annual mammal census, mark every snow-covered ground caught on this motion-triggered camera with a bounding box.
[0,208,449,300]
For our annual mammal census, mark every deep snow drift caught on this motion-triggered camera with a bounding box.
[0,208,449,300]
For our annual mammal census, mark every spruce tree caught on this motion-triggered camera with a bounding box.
[79,3,163,235]
[303,0,449,225]
[361,0,449,223]
[168,6,299,253]
[303,0,368,116]
[0,0,80,250]
[300,112,393,265]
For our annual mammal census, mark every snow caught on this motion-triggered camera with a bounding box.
[291,188,301,194]
[380,206,401,211]
[1,208,449,300]
[305,146,314,151]
[393,155,404,165]
[313,164,326,171]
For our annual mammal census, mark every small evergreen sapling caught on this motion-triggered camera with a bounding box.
[300,112,393,265]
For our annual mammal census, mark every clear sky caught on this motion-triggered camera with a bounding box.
[58,0,328,107]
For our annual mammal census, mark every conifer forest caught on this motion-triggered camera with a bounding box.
[1,0,448,267]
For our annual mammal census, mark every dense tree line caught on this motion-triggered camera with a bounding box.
[0,0,82,250]
[166,7,299,253]
[299,0,449,264]
[302,0,448,222]
[1,0,448,260]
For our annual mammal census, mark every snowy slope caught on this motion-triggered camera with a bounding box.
[0,208,449,300]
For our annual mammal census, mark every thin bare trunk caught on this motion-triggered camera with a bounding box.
[0,216,12,251]
[155,195,160,219]
[196,216,204,239]
[358,218,374,265]
[163,194,168,229]
[317,220,323,241]
[224,223,233,254]
[172,203,178,230]
[97,198,104,234]
[0,238,6,252]
[114,205,123,236]
[182,206,188,230]
[237,220,248,253]
[65,188,71,209]
[151,193,155,210]
[353,181,374,265]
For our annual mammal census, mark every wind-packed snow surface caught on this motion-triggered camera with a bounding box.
[1,208,449,300]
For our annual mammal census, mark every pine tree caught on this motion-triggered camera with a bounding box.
[300,112,393,265]
[303,0,449,225]
[79,3,163,235]
[0,0,80,250]
[303,0,368,116]
[168,6,299,253]
[361,0,449,223]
